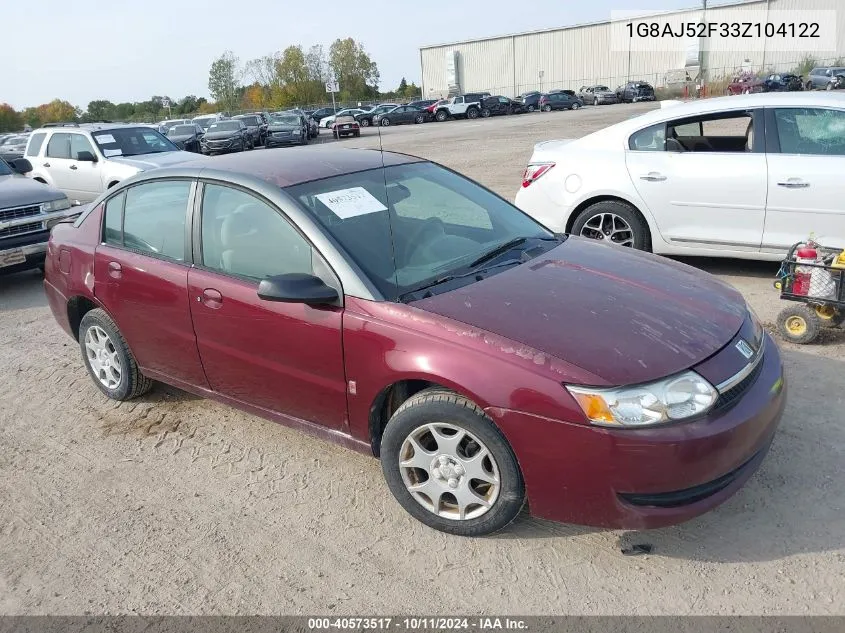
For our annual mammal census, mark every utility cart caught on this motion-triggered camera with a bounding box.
[775,241,845,344]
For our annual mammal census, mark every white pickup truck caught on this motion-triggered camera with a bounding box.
[432,92,491,122]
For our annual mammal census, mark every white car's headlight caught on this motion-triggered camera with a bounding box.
[567,370,717,428]
[42,198,71,212]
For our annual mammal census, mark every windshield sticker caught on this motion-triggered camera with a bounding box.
[315,187,387,219]
[94,134,116,144]
[103,149,123,157]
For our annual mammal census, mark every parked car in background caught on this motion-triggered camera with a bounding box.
[374,105,429,126]
[615,81,656,103]
[407,99,438,109]
[805,66,845,90]
[166,124,205,153]
[282,109,319,138]
[355,104,399,127]
[726,73,764,95]
[201,120,252,154]
[432,93,491,122]
[421,99,447,117]
[22,123,203,203]
[157,119,191,134]
[538,92,583,112]
[480,96,525,117]
[332,113,361,138]
[0,157,82,275]
[761,73,804,92]
[233,114,265,147]
[265,113,310,147]
[43,148,785,536]
[578,86,618,105]
[322,109,366,128]
[0,134,29,161]
[192,114,224,131]
[515,92,845,261]
[516,91,543,112]
[310,107,337,125]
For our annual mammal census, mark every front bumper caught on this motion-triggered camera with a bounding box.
[0,231,49,274]
[265,133,304,147]
[489,334,785,529]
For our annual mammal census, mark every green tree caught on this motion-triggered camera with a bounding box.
[0,103,23,133]
[328,38,380,100]
[22,107,42,128]
[85,100,115,122]
[208,51,241,112]
[397,77,408,94]
[176,95,201,115]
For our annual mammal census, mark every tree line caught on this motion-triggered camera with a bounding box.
[0,38,420,133]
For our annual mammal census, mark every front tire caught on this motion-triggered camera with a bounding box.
[360,118,371,127]
[594,97,599,106]
[435,110,448,122]
[571,102,581,110]
[415,114,425,124]
[79,309,153,401]
[381,117,390,127]
[466,107,479,120]
[542,104,552,112]
[571,200,650,250]
[380,388,525,537]
[480,108,490,118]
[527,104,536,112]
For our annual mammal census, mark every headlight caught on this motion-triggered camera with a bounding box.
[567,370,717,428]
[42,198,71,212]
[292,129,301,135]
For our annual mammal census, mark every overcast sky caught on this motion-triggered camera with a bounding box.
[4,0,698,110]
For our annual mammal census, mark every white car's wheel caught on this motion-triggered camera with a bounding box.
[571,200,650,251]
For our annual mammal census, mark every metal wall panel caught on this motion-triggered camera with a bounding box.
[420,0,844,97]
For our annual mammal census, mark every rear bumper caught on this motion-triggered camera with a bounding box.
[490,334,786,529]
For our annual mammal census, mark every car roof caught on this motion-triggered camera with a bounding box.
[134,146,425,188]
[31,123,154,134]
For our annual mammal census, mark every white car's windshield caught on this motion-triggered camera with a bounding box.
[285,162,557,300]
[91,127,177,157]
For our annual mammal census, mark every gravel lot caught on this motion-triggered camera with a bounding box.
[1,103,843,616]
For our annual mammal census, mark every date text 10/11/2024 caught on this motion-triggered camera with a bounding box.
[307,617,528,630]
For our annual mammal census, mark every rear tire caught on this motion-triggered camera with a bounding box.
[466,107,479,120]
[571,200,650,251]
[381,118,391,127]
[79,308,153,401]
[542,104,552,112]
[380,388,525,537]
[360,118,370,127]
[480,108,490,118]
[594,97,599,106]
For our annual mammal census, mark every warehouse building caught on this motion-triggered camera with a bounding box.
[420,0,845,98]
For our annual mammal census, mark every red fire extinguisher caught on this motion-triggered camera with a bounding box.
[792,242,818,296]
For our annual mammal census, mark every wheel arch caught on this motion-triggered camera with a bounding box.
[66,295,102,341]
[367,378,494,458]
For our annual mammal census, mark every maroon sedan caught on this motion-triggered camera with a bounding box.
[43,148,785,536]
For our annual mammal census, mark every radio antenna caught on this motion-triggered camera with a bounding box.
[373,102,400,294]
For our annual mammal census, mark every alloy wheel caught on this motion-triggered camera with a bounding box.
[398,423,500,521]
[579,212,635,246]
[84,326,122,390]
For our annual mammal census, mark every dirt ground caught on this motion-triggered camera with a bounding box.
[1,103,843,616]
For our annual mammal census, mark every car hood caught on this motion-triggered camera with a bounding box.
[0,174,65,208]
[109,151,203,170]
[412,238,746,386]
[168,134,194,142]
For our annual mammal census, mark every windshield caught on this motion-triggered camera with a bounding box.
[193,117,215,129]
[284,162,556,300]
[5,136,27,145]
[0,159,12,176]
[595,86,609,91]
[271,115,300,126]
[208,121,241,132]
[238,116,261,126]
[169,125,195,135]
[91,127,177,157]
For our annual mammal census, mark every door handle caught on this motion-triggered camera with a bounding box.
[777,179,810,189]
[199,288,223,309]
[69,164,77,170]
[43,162,51,168]
[640,172,667,182]
[107,261,122,279]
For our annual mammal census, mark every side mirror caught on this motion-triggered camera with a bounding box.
[257,273,339,305]
[76,151,97,162]
[9,158,33,174]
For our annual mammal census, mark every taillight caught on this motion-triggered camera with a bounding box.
[521,162,555,188]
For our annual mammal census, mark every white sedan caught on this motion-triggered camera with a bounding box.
[515,92,845,260]
[322,109,365,128]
